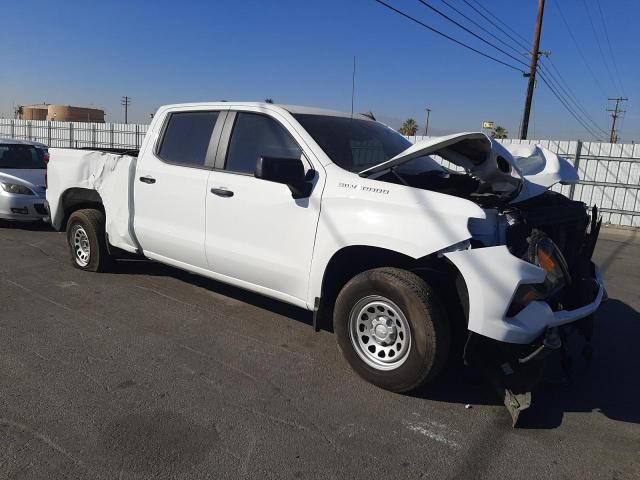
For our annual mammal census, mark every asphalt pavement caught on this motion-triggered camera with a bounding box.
[0,222,638,479]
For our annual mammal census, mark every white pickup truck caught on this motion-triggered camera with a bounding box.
[46,102,604,422]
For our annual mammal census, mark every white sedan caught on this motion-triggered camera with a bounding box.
[0,138,48,221]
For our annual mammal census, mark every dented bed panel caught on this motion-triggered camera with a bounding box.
[46,148,139,253]
[445,246,605,344]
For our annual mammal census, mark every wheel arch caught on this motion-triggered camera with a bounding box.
[59,188,104,230]
[316,245,470,331]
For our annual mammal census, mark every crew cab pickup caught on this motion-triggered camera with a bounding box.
[46,102,604,424]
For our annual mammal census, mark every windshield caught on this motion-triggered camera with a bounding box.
[0,144,46,169]
[294,114,417,172]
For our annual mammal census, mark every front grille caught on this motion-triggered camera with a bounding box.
[506,192,590,270]
[506,191,600,311]
[33,203,47,215]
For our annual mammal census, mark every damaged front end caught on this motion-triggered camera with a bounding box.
[363,131,606,425]
[446,194,604,425]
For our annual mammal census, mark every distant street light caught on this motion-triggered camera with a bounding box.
[424,108,432,136]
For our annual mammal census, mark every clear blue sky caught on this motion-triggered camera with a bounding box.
[1,0,638,141]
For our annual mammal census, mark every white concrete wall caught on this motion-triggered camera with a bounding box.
[1,119,637,226]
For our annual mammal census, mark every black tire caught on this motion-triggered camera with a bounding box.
[66,209,112,272]
[334,267,450,392]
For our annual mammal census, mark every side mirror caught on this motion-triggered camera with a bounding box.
[255,156,313,198]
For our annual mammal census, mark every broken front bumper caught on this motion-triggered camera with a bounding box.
[444,245,604,344]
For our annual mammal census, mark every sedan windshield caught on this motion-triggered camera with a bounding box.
[294,114,415,172]
[0,144,46,169]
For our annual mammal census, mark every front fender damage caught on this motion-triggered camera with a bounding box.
[444,245,603,426]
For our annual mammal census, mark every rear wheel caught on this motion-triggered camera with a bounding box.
[66,209,111,272]
[334,267,450,392]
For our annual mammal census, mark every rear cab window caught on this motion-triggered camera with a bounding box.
[157,111,220,167]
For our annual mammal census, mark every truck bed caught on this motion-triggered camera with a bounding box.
[46,148,140,253]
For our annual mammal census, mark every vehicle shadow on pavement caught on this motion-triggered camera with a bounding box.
[0,220,54,231]
[112,260,639,429]
[408,298,640,428]
[523,298,640,428]
[113,259,316,328]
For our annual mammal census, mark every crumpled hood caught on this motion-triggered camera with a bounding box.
[502,143,579,202]
[0,169,46,192]
[359,132,578,204]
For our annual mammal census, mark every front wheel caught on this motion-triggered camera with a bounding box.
[66,209,111,272]
[334,268,450,392]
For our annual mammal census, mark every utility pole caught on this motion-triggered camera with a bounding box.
[607,97,627,143]
[121,96,131,124]
[519,0,546,140]
[424,108,432,136]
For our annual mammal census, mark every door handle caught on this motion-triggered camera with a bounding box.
[210,188,234,197]
[139,176,156,184]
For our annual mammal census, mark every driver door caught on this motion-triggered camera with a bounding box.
[204,110,323,305]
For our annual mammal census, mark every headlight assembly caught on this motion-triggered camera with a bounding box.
[1,183,34,195]
[530,235,571,296]
[507,233,571,317]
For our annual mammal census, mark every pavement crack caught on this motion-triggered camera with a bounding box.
[0,419,85,469]
[5,279,73,312]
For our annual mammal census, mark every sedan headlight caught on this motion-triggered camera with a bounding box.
[1,183,34,195]
[507,233,571,316]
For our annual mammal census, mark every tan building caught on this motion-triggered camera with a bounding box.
[19,104,105,123]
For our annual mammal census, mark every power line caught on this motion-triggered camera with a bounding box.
[468,0,531,47]
[537,71,604,140]
[595,1,626,96]
[376,0,605,140]
[448,0,607,139]
[438,0,524,57]
[461,0,530,52]
[551,0,608,97]
[467,0,610,138]
[538,61,609,137]
[580,0,618,94]
[373,0,525,73]
[415,0,529,69]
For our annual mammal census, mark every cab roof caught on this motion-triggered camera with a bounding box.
[158,102,373,121]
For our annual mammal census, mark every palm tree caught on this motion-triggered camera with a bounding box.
[491,125,508,139]
[399,118,419,136]
[14,106,23,119]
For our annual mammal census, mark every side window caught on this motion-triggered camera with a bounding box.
[225,113,302,174]
[157,111,219,167]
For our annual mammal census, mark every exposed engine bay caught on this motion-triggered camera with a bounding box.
[363,132,579,208]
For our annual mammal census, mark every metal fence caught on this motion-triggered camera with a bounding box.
[409,136,640,228]
[0,118,637,226]
[0,118,148,150]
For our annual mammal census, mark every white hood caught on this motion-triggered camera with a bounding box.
[503,144,579,202]
[359,132,578,203]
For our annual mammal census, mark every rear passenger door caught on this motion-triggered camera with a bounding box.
[134,109,226,268]
[204,110,323,305]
